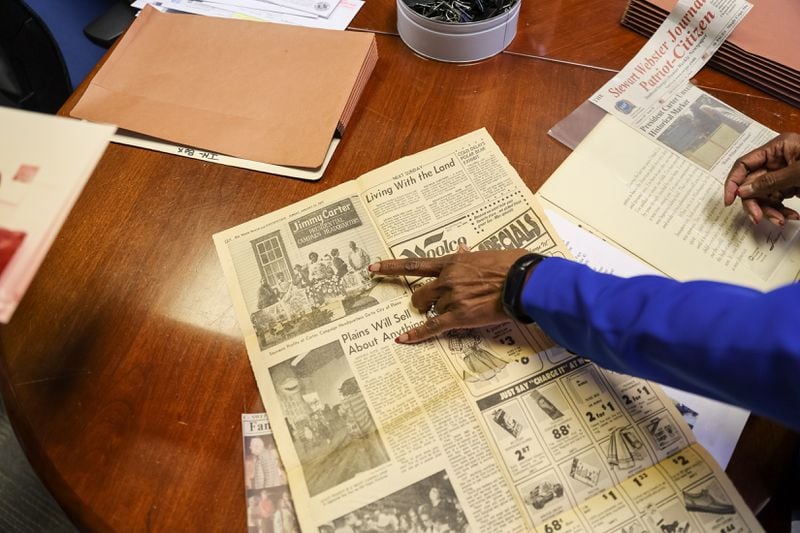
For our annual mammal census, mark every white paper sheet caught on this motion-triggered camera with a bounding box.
[113,131,338,181]
[133,0,363,29]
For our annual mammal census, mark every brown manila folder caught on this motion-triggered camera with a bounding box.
[70,6,378,169]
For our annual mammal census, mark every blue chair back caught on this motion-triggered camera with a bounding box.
[0,0,111,112]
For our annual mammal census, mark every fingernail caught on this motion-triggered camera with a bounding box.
[769,217,784,227]
[395,333,408,344]
[368,263,380,272]
[739,184,753,196]
[748,214,756,225]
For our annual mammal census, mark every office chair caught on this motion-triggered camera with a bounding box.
[0,0,134,113]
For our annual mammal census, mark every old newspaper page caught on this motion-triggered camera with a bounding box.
[215,130,761,532]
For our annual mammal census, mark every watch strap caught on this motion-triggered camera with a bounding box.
[502,253,546,324]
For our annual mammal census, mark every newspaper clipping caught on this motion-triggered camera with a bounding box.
[542,0,800,292]
[216,129,762,532]
[243,413,301,533]
[589,0,778,181]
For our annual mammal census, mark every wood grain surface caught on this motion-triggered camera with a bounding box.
[1,2,799,530]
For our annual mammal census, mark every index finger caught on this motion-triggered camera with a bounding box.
[369,256,446,278]
[396,312,460,344]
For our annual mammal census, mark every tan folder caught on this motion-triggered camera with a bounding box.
[70,6,378,169]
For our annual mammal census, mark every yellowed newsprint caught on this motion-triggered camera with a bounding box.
[214,129,762,532]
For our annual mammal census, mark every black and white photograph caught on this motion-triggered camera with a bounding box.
[441,320,545,397]
[558,449,609,499]
[491,407,523,438]
[641,413,683,452]
[523,385,569,427]
[604,426,645,471]
[567,456,601,488]
[529,390,564,421]
[683,480,735,515]
[227,196,405,349]
[246,486,300,533]
[518,471,570,520]
[270,341,389,496]
[644,501,692,533]
[320,471,469,533]
[444,328,510,382]
[523,480,564,511]
[244,433,287,491]
[657,94,752,170]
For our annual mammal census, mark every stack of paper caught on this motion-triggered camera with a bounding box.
[547,0,800,292]
[621,0,800,107]
[0,108,115,323]
[70,6,378,176]
[132,0,364,31]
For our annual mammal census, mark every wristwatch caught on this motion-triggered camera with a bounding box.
[502,253,546,324]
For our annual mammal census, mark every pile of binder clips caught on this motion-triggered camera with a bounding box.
[402,0,517,22]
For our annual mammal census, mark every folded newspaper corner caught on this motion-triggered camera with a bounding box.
[216,125,762,532]
[242,413,301,532]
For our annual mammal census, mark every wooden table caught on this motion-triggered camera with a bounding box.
[1,0,797,530]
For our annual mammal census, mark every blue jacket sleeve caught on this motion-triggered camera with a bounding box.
[521,257,800,430]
